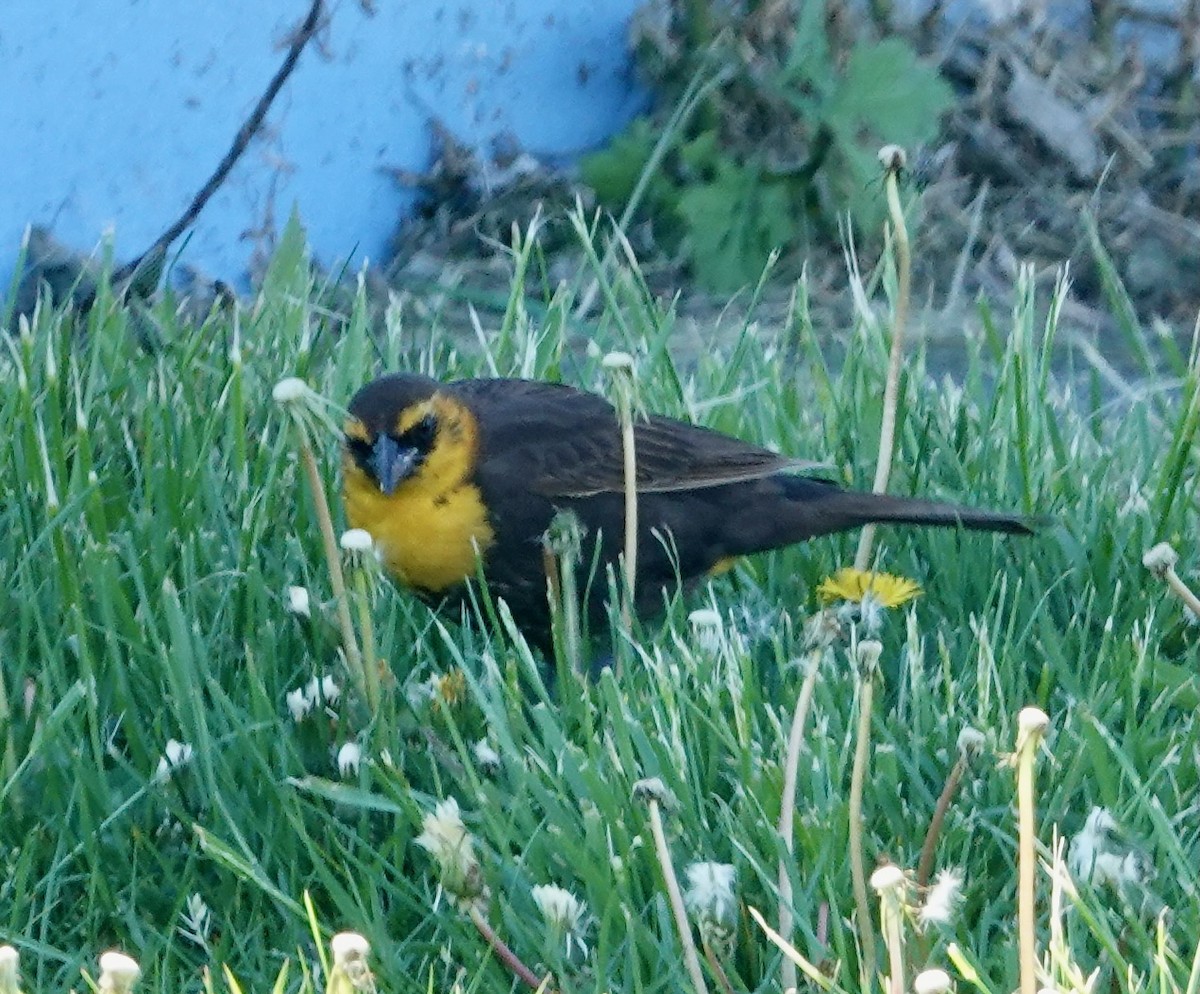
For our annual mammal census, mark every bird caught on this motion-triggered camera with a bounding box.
[341,373,1035,650]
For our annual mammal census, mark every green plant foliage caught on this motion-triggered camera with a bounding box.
[2,209,1198,994]
[582,2,955,288]
[676,159,794,290]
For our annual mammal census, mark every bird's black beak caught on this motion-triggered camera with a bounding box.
[370,434,420,496]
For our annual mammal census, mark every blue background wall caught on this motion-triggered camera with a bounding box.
[1,1,645,291]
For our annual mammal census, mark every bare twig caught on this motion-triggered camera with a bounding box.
[108,0,325,295]
[467,905,550,991]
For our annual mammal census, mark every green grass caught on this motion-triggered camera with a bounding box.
[2,208,1199,994]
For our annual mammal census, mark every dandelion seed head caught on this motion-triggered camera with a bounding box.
[914,968,952,994]
[801,608,843,649]
[1018,706,1050,735]
[1142,543,1178,574]
[156,739,194,781]
[688,608,724,653]
[331,932,371,964]
[601,351,634,371]
[878,144,908,171]
[331,932,374,991]
[869,863,906,893]
[531,884,586,931]
[98,952,141,994]
[632,777,674,806]
[336,742,362,777]
[286,585,311,618]
[920,868,964,926]
[286,687,313,723]
[1067,807,1153,890]
[532,884,589,959]
[683,862,737,925]
[272,378,309,404]
[416,798,487,907]
[340,529,375,554]
[856,638,883,670]
[473,738,501,773]
[957,726,987,758]
[0,947,19,992]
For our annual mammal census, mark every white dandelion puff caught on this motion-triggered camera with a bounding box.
[632,777,674,806]
[0,946,20,994]
[920,868,964,926]
[531,884,589,959]
[331,932,374,993]
[286,585,311,618]
[473,738,501,774]
[688,608,724,653]
[870,863,906,893]
[98,952,141,994]
[340,529,374,554]
[336,742,362,777]
[914,968,953,994]
[272,378,309,404]
[416,798,487,907]
[319,674,341,702]
[155,739,194,781]
[1068,807,1152,891]
[957,726,987,758]
[601,351,634,371]
[683,861,737,926]
[286,687,313,723]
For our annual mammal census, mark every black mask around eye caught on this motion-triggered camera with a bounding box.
[350,412,438,495]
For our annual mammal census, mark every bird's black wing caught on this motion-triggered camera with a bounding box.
[449,377,821,497]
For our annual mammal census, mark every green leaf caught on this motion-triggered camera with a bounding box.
[579,117,673,209]
[782,0,833,92]
[260,206,311,299]
[827,38,953,144]
[676,160,795,290]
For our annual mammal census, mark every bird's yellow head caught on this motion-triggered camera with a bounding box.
[343,374,452,495]
[342,374,494,593]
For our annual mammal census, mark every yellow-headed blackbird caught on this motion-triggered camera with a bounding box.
[342,373,1034,647]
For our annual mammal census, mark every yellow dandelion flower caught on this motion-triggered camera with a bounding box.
[817,568,921,607]
[435,668,467,708]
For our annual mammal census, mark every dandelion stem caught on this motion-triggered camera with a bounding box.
[611,367,639,634]
[916,753,967,889]
[350,568,381,714]
[543,533,583,676]
[602,354,640,646]
[646,797,710,994]
[1164,565,1200,618]
[879,880,905,994]
[855,149,910,572]
[1014,708,1050,994]
[467,905,548,991]
[1143,544,1200,627]
[297,439,364,692]
[702,941,736,994]
[849,648,879,983]
[777,649,823,991]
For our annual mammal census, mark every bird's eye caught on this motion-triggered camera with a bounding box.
[346,435,373,460]
[408,413,437,446]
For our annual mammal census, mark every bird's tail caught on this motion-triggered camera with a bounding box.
[777,476,1038,540]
